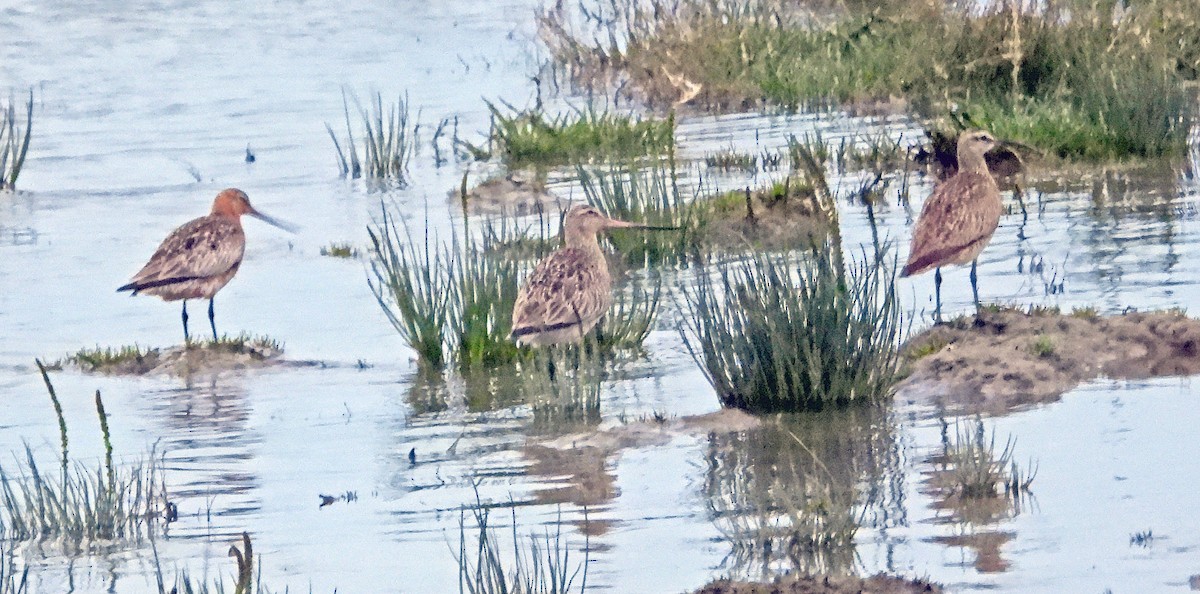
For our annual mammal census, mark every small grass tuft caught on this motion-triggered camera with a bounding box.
[320,242,360,259]
[1070,306,1100,320]
[937,418,1036,500]
[326,89,417,184]
[1029,335,1056,358]
[65,344,160,373]
[681,245,903,413]
[456,493,588,594]
[480,101,673,166]
[0,90,33,191]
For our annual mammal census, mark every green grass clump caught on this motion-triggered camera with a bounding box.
[65,344,159,373]
[320,242,360,258]
[201,333,281,355]
[0,363,164,550]
[542,0,1196,160]
[326,89,417,184]
[368,205,662,371]
[456,496,587,594]
[681,245,902,413]
[1030,335,1056,358]
[482,102,673,166]
[0,90,32,191]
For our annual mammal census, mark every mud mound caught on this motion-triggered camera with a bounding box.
[898,308,1200,412]
[62,337,315,377]
[694,573,942,594]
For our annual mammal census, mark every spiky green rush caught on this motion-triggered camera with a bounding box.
[681,245,903,413]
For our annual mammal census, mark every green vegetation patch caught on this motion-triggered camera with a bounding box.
[320,241,360,258]
[326,89,416,184]
[483,102,674,165]
[542,0,1197,160]
[368,205,663,371]
[680,244,903,414]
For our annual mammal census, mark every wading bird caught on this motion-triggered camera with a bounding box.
[511,204,672,346]
[901,130,1005,321]
[118,188,293,342]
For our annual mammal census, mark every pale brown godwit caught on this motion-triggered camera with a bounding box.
[511,204,670,346]
[901,130,1004,320]
[118,188,293,342]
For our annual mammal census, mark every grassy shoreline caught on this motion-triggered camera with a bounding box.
[541,0,1198,160]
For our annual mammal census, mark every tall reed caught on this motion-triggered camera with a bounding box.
[0,90,32,191]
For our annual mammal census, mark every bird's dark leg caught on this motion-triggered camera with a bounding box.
[181,300,190,345]
[970,259,980,312]
[934,268,943,324]
[208,298,218,342]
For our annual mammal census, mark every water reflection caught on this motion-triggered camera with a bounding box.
[139,376,261,539]
[703,405,905,581]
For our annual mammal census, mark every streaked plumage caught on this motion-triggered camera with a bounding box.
[118,188,292,342]
[902,130,1003,318]
[511,205,649,346]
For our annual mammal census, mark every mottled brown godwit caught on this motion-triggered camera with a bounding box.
[118,188,293,342]
[901,130,1003,321]
[511,204,670,346]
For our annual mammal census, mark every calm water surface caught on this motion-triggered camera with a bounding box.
[1,1,1200,592]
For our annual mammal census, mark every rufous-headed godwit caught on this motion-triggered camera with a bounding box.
[118,188,293,342]
[511,204,672,346]
[902,130,1005,321]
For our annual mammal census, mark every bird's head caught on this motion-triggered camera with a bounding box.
[210,188,297,232]
[957,129,998,158]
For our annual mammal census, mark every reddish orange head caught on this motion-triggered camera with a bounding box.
[210,188,254,218]
[209,188,296,232]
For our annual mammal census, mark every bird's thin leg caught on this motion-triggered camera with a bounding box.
[934,268,943,324]
[208,298,218,342]
[970,259,980,312]
[181,300,190,345]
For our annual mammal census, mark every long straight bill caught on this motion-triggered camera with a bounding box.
[249,209,299,233]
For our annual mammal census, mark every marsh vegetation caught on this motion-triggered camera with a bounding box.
[0,364,164,550]
[542,0,1198,160]
[480,102,674,166]
[326,90,417,183]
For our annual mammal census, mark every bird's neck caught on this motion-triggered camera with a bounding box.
[959,152,990,176]
[564,230,605,259]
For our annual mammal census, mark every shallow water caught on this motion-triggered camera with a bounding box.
[2,1,1200,593]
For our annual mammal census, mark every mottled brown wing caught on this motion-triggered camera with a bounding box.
[120,216,245,292]
[902,172,1001,277]
[511,247,609,339]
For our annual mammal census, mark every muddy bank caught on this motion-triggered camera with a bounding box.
[58,338,316,377]
[898,308,1200,412]
[694,573,942,594]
